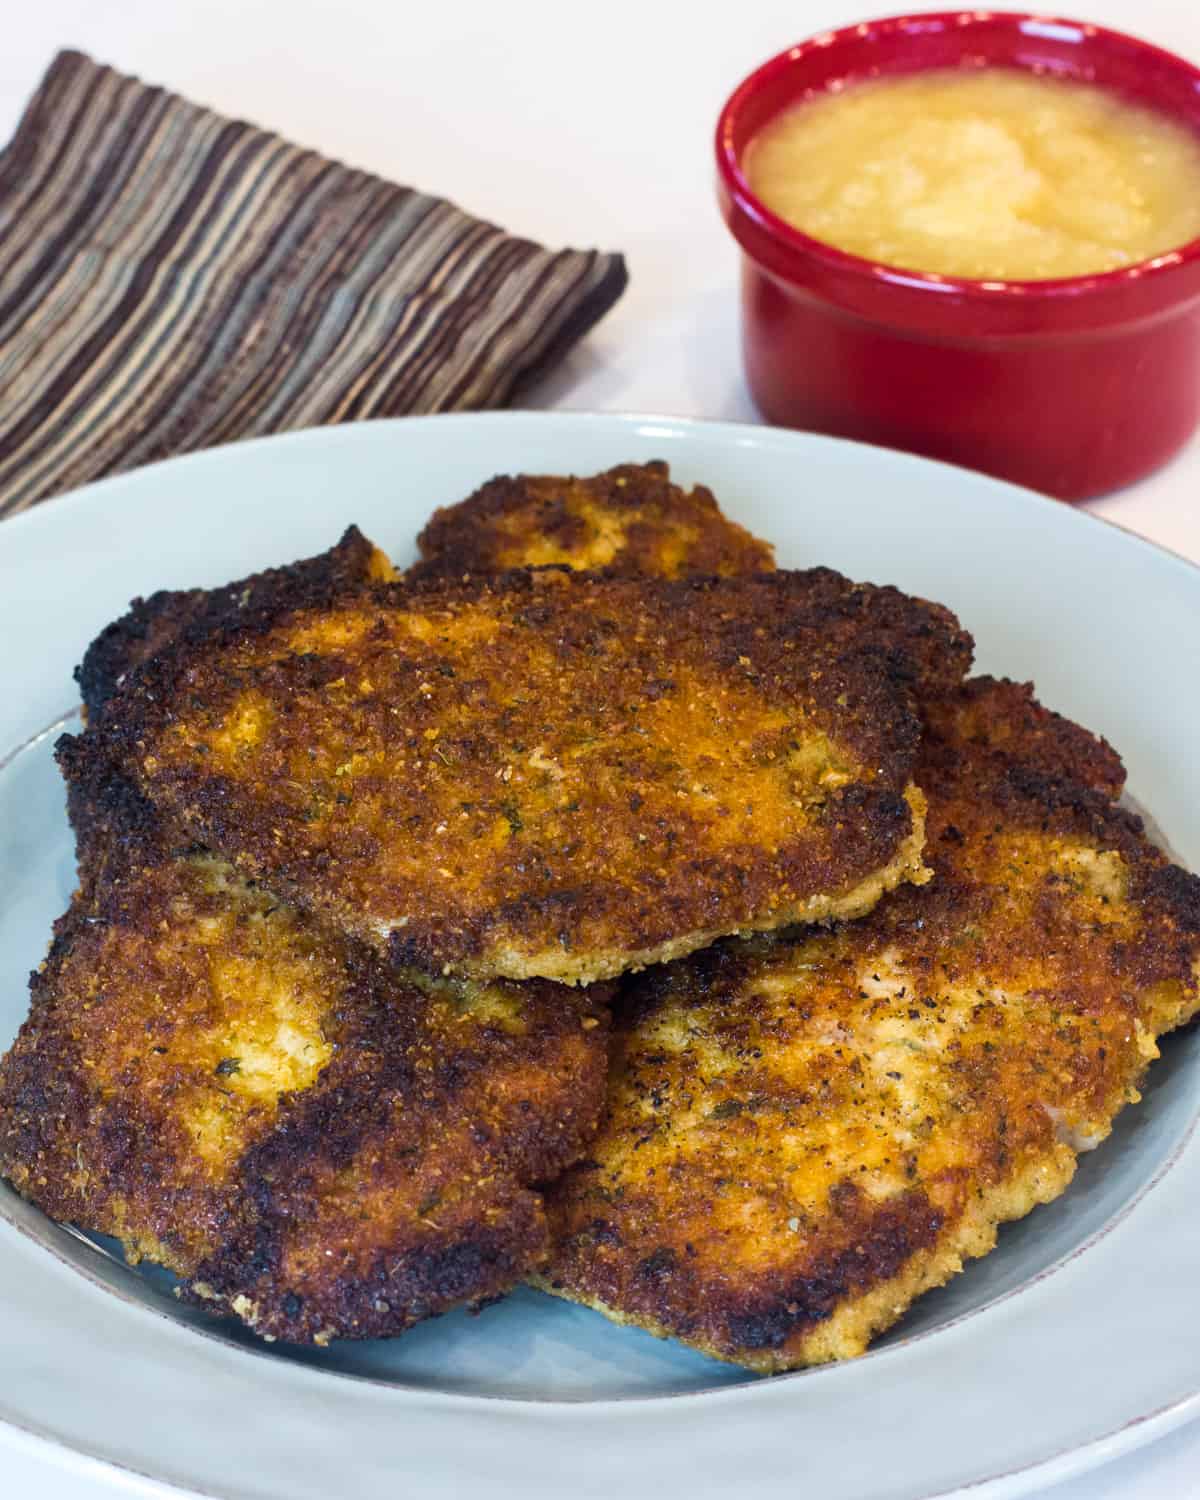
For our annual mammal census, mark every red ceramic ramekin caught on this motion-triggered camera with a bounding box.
[716,12,1200,500]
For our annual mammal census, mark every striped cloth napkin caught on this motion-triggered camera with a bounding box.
[0,50,628,519]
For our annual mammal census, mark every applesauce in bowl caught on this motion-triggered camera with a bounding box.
[744,68,1200,283]
[715,12,1200,500]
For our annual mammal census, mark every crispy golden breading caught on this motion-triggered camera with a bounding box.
[0,751,609,1346]
[412,462,775,581]
[922,675,1125,799]
[76,526,395,719]
[417,469,971,700]
[535,679,1200,1370]
[89,567,971,984]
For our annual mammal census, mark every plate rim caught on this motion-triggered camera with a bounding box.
[3,405,1199,585]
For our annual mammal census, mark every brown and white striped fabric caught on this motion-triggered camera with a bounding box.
[0,50,627,519]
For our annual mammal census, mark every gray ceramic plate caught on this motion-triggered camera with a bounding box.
[2,413,1199,1499]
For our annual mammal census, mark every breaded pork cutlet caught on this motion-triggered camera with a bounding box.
[0,746,609,1346]
[414,465,971,699]
[77,526,395,719]
[535,678,1200,1371]
[412,461,774,581]
[922,675,1125,797]
[90,566,970,984]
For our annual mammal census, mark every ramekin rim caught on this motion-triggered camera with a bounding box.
[715,9,1200,301]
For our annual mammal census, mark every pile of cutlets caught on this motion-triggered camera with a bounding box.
[2,462,1198,1367]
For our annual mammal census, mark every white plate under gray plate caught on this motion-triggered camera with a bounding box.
[1,412,1198,1500]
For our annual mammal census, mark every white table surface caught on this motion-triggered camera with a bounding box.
[3,1,1199,1495]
